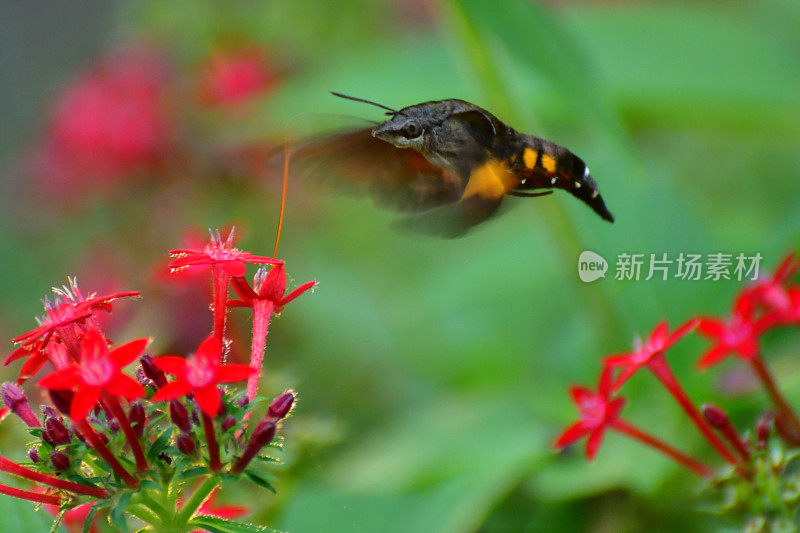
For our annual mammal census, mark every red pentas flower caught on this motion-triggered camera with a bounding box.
[37,329,147,421]
[554,367,626,460]
[199,47,277,107]
[151,335,255,417]
[741,252,799,324]
[697,295,775,369]
[605,319,697,389]
[229,263,315,400]
[168,228,282,278]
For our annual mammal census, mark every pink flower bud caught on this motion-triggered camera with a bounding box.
[51,452,70,471]
[231,420,277,474]
[130,403,146,438]
[177,432,196,455]
[221,416,236,432]
[268,390,295,419]
[43,417,71,446]
[28,448,40,463]
[756,415,772,449]
[169,400,191,432]
[140,354,168,389]
[1,382,40,427]
[702,404,729,429]
[48,390,74,416]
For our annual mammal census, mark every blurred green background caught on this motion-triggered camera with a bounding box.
[1,0,799,531]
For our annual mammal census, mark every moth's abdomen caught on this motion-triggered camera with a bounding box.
[510,136,614,223]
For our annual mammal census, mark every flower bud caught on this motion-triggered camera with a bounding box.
[135,368,154,389]
[221,416,236,432]
[231,420,277,474]
[268,390,295,420]
[702,404,729,429]
[1,382,40,427]
[140,354,168,389]
[51,452,70,471]
[169,401,191,432]
[48,390,74,416]
[129,403,146,437]
[71,425,86,443]
[176,432,196,455]
[756,415,772,449]
[43,417,71,446]
[28,448,40,463]
[236,396,250,408]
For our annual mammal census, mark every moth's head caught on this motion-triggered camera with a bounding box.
[371,108,432,149]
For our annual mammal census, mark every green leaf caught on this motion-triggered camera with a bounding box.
[146,427,173,461]
[83,503,103,533]
[188,515,281,533]
[245,470,277,494]
[109,490,133,532]
[177,466,211,480]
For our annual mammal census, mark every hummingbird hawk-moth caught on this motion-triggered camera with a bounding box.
[289,92,614,236]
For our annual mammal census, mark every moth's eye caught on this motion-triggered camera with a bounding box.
[402,122,423,139]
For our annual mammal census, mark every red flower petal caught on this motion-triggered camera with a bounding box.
[569,386,593,404]
[697,345,731,369]
[279,280,316,307]
[70,387,101,421]
[152,380,193,402]
[258,263,286,302]
[106,374,145,400]
[38,367,80,390]
[153,356,188,376]
[194,385,221,417]
[220,260,247,277]
[109,338,150,368]
[216,364,256,383]
[666,318,698,348]
[696,318,725,338]
[585,429,605,460]
[195,336,222,366]
[230,276,257,301]
[18,352,49,383]
[553,421,589,449]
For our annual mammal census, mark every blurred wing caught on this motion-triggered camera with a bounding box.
[290,128,467,213]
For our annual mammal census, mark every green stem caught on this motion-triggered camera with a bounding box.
[176,475,218,526]
[127,503,162,527]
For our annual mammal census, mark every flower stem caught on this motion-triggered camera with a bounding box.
[247,300,274,401]
[102,393,148,472]
[612,419,713,477]
[0,482,61,505]
[0,456,108,498]
[749,353,800,446]
[176,475,218,525]
[648,354,739,465]
[211,266,230,347]
[202,413,221,472]
[76,419,138,488]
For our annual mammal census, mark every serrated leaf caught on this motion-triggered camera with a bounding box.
[177,466,211,480]
[146,427,173,461]
[245,470,277,494]
[109,490,132,532]
[188,515,281,533]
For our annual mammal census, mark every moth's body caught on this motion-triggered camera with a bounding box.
[292,94,614,235]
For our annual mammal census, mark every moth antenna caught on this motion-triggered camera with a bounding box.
[330,91,399,115]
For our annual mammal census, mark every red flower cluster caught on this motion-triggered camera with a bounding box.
[31,45,172,194]
[0,229,310,530]
[555,252,800,475]
[198,47,277,107]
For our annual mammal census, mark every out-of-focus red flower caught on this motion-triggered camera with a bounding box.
[37,329,147,421]
[553,367,626,460]
[741,252,799,324]
[604,319,697,389]
[697,296,776,369]
[152,335,255,416]
[199,47,277,107]
[31,45,172,194]
[44,499,99,533]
